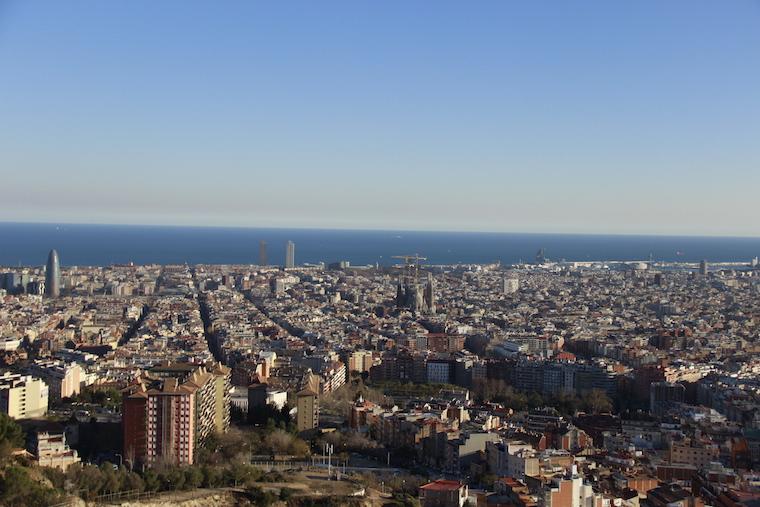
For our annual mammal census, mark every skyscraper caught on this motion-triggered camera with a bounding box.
[285,241,295,269]
[259,240,267,266]
[45,249,60,298]
[699,260,709,276]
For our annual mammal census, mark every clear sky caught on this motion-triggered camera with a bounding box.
[1,1,758,236]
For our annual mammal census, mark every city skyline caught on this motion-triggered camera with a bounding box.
[2,3,760,505]
[1,1,759,236]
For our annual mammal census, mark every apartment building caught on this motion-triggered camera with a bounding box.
[0,372,48,419]
[32,431,81,471]
[28,359,83,401]
[296,375,319,433]
[419,480,469,507]
[122,362,231,466]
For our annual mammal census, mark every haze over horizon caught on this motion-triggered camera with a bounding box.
[1,1,759,236]
[3,219,760,240]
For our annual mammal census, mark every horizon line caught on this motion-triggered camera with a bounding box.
[1,219,760,241]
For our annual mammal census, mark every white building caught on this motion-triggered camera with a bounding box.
[28,360,83,401]
[0,372,49,419]
[0,336,21,352]
[33,432,81,470]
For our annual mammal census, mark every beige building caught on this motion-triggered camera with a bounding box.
[296,373,320,432]
[0,372,49,419]
[28,360,83,401]
[210,362,231,434]
[541,467,604,507]
[670,439,720,469]
[347,350,374,373]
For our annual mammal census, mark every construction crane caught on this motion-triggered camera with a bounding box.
[391,254,427,284]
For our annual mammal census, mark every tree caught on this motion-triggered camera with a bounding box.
[288,437,311,457]
[583,389,612,414]
[41,466,66,490]
[142,469,161,492]
[224,463,259,488]
[121,470,145,493]
[99,462,121,494]
[246,485,277,506]
[201,465,224,488]
[527,391,544,410]
[184,466,204,489]
[0,412,24,462]
[0,465,63,506]
[159,466,186,491]
[71,464,106,500]
[266,429,293,454]
[280,487,295,501]
[70,386,122,410]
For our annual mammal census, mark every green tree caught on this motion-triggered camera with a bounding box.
[159,466,186,491]
[122,470,145,493]
[72,464,106,500]
[527,391,545,409]
[0,412,24,462]
[201,465,224,488]
[0,465,63,507]
[99,462,121,494]
[184,466,204,489]
[41,466,67,489]
[225,463,256,488]
[246,485,277,506]
[143,469,161,492]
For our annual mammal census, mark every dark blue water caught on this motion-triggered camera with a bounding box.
[0,222,759,267]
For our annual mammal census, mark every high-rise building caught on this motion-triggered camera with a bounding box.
[122,362,231,466]
[45,249,60,298]
[146,361,231,438]
[0,372,49,419]
[1,272,19,292]
[285,240,295,269]
[424,272,436,314]
[699,259,709,276]
[295,373,319,432]
[259,240,267,266]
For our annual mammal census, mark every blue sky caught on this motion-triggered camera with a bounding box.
[1,1,759,235]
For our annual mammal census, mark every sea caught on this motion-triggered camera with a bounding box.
[1,222,759,268]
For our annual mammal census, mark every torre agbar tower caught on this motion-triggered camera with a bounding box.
[45,249,60,298]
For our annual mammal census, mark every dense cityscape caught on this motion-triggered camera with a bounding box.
[1,243,759,506]
[4,0,759,505]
